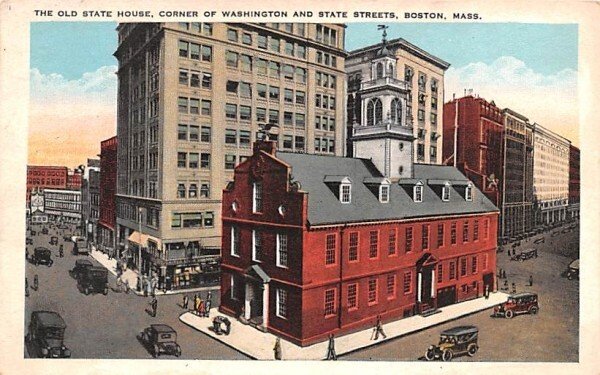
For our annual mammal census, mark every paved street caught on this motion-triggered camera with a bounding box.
[24,223,247,359]
[25,221,578,361]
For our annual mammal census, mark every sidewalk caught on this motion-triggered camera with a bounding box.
[90,249,220,296]
[179,292,508,360]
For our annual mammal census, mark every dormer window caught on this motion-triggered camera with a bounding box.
[442,182,451,202]
[340,183,351,204]
[465,183,473,201]
[413,181,423,202]
[379,185,390,203]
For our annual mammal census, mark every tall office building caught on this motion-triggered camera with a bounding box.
[346,31,449,164]
[114,22,346,290]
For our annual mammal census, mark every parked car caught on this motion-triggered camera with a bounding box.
[533,237,545,244]
[31,230,37,236]
[50,236,59,246]
[493,292,539,319]
[78,267,108,295]
[566,259,579,280]
[42,227,49,235]
[425,326,479,361]
[73,237,89,255]
[32,247,53,267]
[26,311,71,358]
[70,259,94,280]
[138,324,182,358]
[511,248,538,262]
[26,238,33,245]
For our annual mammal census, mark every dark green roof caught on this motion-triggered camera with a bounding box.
[441,325,478,335]
[33,311,66,328]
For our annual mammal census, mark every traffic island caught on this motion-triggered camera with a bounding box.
[179,292,508,360]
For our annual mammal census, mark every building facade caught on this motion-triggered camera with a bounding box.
[442,95,504,210]
[26,166,68,204]
[568,145,580,220]
[531,123,570,225]
[43,189,82,224]
[98,137,118,255]
[500,108,534,238]
[114,22,347,290]
[82,159,101,245]
[346,32,449,164]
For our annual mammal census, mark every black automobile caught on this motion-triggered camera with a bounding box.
[511,248,538,262]
[566,259,579,280]
[78,267,108,295]
[50,236,59,246]
[26,238,33,245]
[32,247,53,267]
[425,326,479,361]
[533,237,545,244]
[26,311,71,358]
[42,227,49,235]
[138,324,182,358]
[70,259,94,280]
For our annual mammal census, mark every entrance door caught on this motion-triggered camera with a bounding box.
[437,286,457,308]
[249,282,264,324]
[483,272,494,293]
[421,267,433,305]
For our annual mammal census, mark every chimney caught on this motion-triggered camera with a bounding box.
[253,140,277,156]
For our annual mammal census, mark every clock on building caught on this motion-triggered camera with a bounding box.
[31,192,45,213]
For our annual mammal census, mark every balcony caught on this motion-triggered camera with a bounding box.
[361,77,409,91]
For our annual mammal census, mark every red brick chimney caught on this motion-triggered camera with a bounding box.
[253,140,277,156]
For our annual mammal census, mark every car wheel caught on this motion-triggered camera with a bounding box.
[467,344,478,356]
[425,349,435,361]
[505,310,514,319]
[176,347,182,357]
[103,288,108,296]
[442,349,453,362]
[153,344,160,358]
[530,306,538,315]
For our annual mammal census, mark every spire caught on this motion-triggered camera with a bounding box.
[376,24,392,57]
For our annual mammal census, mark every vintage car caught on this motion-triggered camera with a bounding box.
[493,292,539,318]
[137,324,182,358]
[30,230,37,236]
[26,238,33,245]
[73,237,89,255]
[50,236,59,246]
[42,227,49,235]
[78,266,108,295]
[425,326,479,361]
[511,248,538,262]
[566,259,579,280]
[533,237,545,244]
[26,311,71,358]
[32,247,53,267]
[70,259,94,280]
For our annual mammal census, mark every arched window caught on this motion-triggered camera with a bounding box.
[367,98,383,126]
[376,63,384,79]
[391,98,402,124]
[388,63,394,77]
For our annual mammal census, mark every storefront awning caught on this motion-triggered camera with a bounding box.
[128,231,161,248]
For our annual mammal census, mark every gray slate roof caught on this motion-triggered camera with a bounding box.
[276,152,499,226]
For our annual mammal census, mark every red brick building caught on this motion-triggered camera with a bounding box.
[568,145,580,220]
[98,136,118,255]
[220,141,498,346]
[26,166,68,204]
[442,96,504,208]
[67,171,83,190]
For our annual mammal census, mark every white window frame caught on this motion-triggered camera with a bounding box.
[230,226,240,257]
[413,182,423,203]
[230,274,237,300]
[465,183,473,201]
[252,181,263,213]
[252,229,261,262]
[442,182,451,202]
[276,233,288,268]
[276,288,288,319]
[379,184,390,203]
[340,183,351,204]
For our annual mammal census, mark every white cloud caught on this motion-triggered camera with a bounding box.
[445,56,578,144]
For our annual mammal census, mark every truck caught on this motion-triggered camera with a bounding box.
[72,236,89,255]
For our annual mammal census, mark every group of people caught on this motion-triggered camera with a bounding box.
[138,274,160,297]
[183,291,213,318]
[498,267,534,294]
[25,274,39,297]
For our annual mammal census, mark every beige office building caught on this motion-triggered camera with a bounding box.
[114,22,346,290]
[346,35,449,164]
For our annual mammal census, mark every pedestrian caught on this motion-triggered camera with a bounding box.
[273,337,282,360]
[59,244,64,258]
[197,298,206,317]
[529,275,533,286]
[25,277,29,297]
[205,298,212,317]
[503,280,508,291]
[326,333,337,360]
[183,294,189,310]
[503,270,507,279]
[372,315,387,340]
[150,296,158,317]
[499,268,503,279]
[143,275,149,297]
[33,274,39,291]
[484,284,490,299]
[194,294,200,315]
[511,282,516,294]
[26,248,29,261]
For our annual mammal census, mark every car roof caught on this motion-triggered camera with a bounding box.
[510,292,537,298]
[150,324,176,333]
[88,266,107,272]
[32,311,66,328]
[76,259,93,266]
[569,259,579,269]
[441,325,478,335]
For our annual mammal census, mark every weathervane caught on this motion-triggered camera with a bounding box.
[377,24,389,43]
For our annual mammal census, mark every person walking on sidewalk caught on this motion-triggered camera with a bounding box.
[183,294,189,310]
[150,296,158,317]
[511,282,516,294]
[273,337,282,360]
[529,275,533,286]
[484,284,490,299]
[33,274,39,291]
[25,277,29,297]
[205,298,212,317]
[193,294,200,315]
[326,333,337,360]
[59,244,64,258]
[372,315,387,340]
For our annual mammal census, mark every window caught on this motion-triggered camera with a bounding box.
[226,80,239,94]
[200,153,211,168]
[340,184,351,204]
[252,181,263,213]
[285,41,294,55]
[189,98,199,114]
[252,230,262,261]
[297,45,306,59]
[269,61,280,78]
[368,278,378,304]
[463,222,469,243]
[482,253,488,271]
[403,271,412,294]
[257,84,267,99]
[422,225,429,250]
[369,231,378,258]
[324,289,336,317]
[178,124,188,140]
[239,130,251,146]
[225,104,237,119]
[437,223,444,248]
[474,220,479,241]
[201,45,212,62]
[240,54,252,72]
[391,98,402,123]
[366,98,383,126]
[177,152,187,168]
[451,222,457,245]
[242,33,252,45]
[201,100,211,115]
[240,82,252,98]
[405,227,413,252]
[231,226,240,256]
[276,233,288,267]
[466,184,473,201]
[484,219,490,239]
[283,134,293,149]
[230,275,237,300]
[294,136,305,151]
[347,283,358,309]
[177,183,186,198]
[413,183,423,202]
[256,58,267,75]
[227,28,238,42]
[437,264,443,283]
[380,185,390,203]
[225,129,237,144]
[269,86,280,101]
[178,97,188,113]
[442,183,450,201]
[225,154,236,170]
[189,126,199,141]
[284,88,293,103]
[200,182,210,198]
[202,74,212,89]
[349,232,359,262]
[460,258,467,277]
[256,107,266,122]
[472,256,478,274]
[269,109,279,125]
[296,91,305,105]
[387,274,396,298]
[418,109,425,122]
[189,153,199,168]
[295,67,306,83]
[203,212,214,227]
[376,62,384,78]
[226,51,238,68]
[179,69,188,85]
[276,289,287,318]
[388,229,397,255]
[269,37,280,52]
[449,261,456,279]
